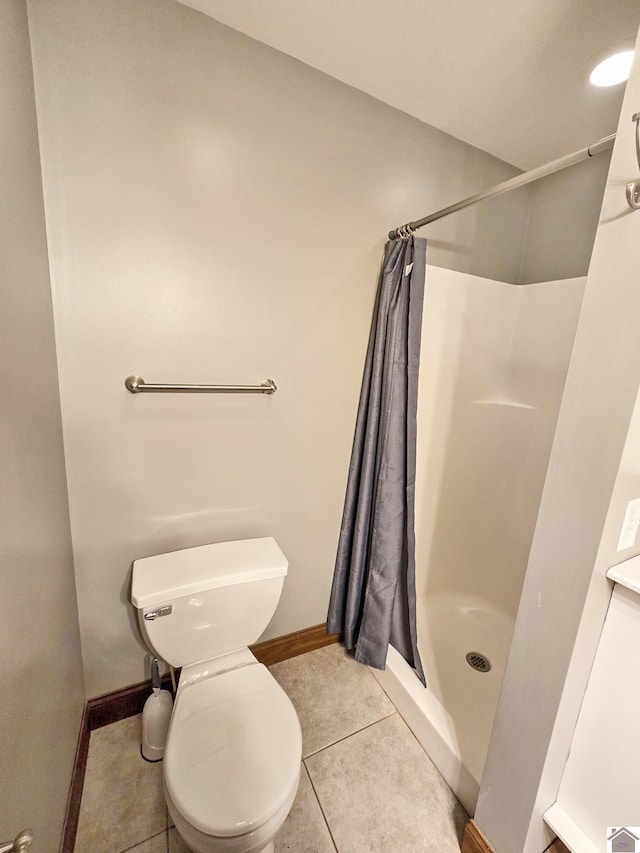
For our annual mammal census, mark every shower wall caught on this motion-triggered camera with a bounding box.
[414,266,585,780]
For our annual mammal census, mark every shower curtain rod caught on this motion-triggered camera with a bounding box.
[389,132,616,239]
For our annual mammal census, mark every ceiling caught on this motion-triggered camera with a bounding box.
[177,0,640,170]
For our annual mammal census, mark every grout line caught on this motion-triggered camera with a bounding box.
[388,710,469,819]
[303,761,340,853]
[302,710,398,759]
[391,709,434,760]
[362,666,466,803]
[363,669,451,769]
[118,829,167,853]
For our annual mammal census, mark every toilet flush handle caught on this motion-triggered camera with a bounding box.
[0,829,33,853]
[144,605,172,621]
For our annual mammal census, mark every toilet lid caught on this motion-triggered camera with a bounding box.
[164,663,302,838]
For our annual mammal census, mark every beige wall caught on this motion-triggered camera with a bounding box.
[476,28,640,853]
[518,153,611,284]
[0,0,625,845]
[0,1,85,849]
[27,0,535,698]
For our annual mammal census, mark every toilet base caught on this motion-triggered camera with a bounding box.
[171,821,276,853]
[174,834,274,853]
[166,774,298,853]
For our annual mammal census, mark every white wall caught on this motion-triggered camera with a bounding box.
[0,1,85,849]
[547,577,640,851]
[531,347,640,853]
[27,0,534,698]
[476,28,640,853]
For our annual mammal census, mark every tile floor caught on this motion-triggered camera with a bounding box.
[75,644,467,853]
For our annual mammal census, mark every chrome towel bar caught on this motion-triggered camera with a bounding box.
[125,376,277,394]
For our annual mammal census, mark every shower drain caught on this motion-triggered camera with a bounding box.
[466,651,492,673]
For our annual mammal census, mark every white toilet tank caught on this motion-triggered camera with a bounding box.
[131,537,288,668]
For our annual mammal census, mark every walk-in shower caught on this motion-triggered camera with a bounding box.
[359,126,621,815]
[325,122,615,815]
[372,265,586,814]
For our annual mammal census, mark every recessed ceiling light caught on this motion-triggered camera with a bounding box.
[589,50,634,87]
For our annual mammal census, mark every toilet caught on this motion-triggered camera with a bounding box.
[130,537,302,853]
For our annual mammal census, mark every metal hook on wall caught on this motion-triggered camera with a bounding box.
[626,112,640,210]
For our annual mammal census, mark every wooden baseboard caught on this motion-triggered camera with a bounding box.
[460,820,569,853]
[461,820,495,853]
[250,622,340,666]
[59,704,90,853]
[87,671,176,730]
[544,839,570,853]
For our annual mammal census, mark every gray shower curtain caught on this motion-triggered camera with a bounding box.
[327,236,426,684]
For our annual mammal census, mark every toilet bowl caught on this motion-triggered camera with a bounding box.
[131,538,302,853]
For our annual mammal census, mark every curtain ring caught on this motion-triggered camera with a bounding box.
[626,113,640,211]
[627,180,640,209]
